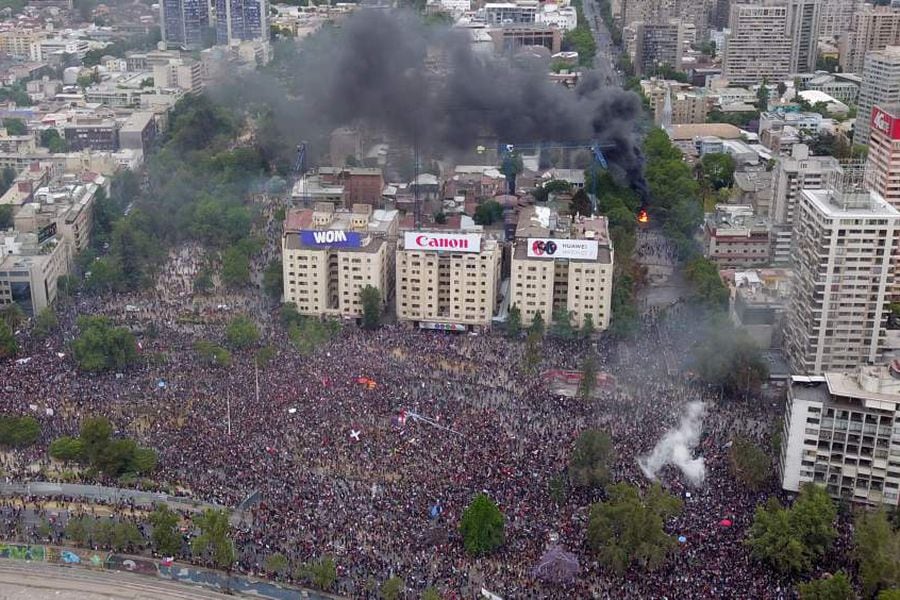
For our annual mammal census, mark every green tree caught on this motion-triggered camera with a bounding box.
[194,269,214,294]
[570,188,592,217]
[360,285,382,330]
[529,311,546,337]
[587,482,682,574]
[265,552,289,577]
[757,82,770,112]
[33,306,58,339]
[506,304,522,337]
[71,316,138,372]
[79,417,112,464]
[700,153,736,190]
[578,354,598,399]
[728,436,771,490]
[551,307,575,339]
[263,259,283,299]
[40,129,68,153]
[65,515,92,546]
[380,576,405,600]
[192,509,235,571]
[148,504,182,557]
[95,438,138,476]
[110,521,142,552]
[0,303,24,329]
[459,493,505,556]
[684,257,729,309]
[194,340,232,367]
[474,200,503,225]
[225,315,260,349]
[255,345,276,367]
[568,429,614,488]
[855,508,900,597]
[746,485,836,574]
[580,313,596,338]
[0,321,17,359]
[879,591,900,600]
[0,415,39,446]
[0,205,12,229]
[49,436,84,461]
[797,571,853,600]
[131,447,158,473]
[422,588,442,600]
[2,118,26,135]
[693,317,768,398]
[523,330,541,373]
[296,555,337,591]
[221,247,250,288]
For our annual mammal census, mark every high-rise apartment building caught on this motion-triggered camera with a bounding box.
[780,365,900,507]
[840,4,900,75]
[395,231,502,332]
[819,0,863,40]
[770,144,841,264]
[282,205,398,318]
[866,102,900,209]
[634,22,684,76]
[856,47,900,147]
[784,180,900,374]
[215,0,268,44]
[509,206,614,330]
[723,3,792,87]
[788,0,822,74]
[160,0,209,50]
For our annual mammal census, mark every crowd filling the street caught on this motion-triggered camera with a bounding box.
[0,225,847,600]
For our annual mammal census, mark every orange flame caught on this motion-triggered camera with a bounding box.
[637,209,649,224]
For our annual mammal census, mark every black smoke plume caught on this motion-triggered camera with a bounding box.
[212,9,646,187]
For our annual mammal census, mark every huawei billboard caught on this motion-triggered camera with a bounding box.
[526,238,599,260]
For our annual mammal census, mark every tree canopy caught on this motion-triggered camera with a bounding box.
[568,429,614,488]
[192,509,235,570]
[360,285,382,330]
[855,508,900,597]
[587,482,682,574]
[459,493,505,556]
[71,316,139,372]
[797,572,853,600]
[746,485,836,574]
[225,315,260,349]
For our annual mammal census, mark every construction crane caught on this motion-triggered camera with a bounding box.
[293,142,308,176]
[498,140,614,212]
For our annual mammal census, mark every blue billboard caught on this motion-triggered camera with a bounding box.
[299,230,363,248]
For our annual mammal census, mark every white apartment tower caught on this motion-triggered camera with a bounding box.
[819,0,863,40]
[784,178,900,374]
[856,47,900,147]
[723,3,793,87]
[770,144,841,264]
[780,365,900,507]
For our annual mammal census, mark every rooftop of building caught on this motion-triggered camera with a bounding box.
[721,267,792,304]
[514,205,609,243]
[284,205,398,235]
[802,188,900,219]
[733,169,774,193]
[667,123,743,141]
[706,204,769,233]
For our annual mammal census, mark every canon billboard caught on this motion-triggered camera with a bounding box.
[527,238,599,260]
[403,232,481,253]
[299,230,363,248]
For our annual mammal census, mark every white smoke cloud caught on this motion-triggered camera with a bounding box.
[638,401,707,486]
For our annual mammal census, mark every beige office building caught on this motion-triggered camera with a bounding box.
[855,47,900,147]
[723,3,792,87]
[395,231,502,331]
[840,4,900,75]
[0,232,71,315]
[510,206,614,331]
[282,204,398,318]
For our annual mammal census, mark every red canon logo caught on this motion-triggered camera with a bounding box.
[415,235,469,249]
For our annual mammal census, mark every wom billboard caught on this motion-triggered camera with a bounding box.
[299,230,363,248]
[527,238,599,260]
[404,232,481,253]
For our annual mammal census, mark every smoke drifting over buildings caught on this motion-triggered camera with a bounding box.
[639,401,707,486]
[213,9,646,186]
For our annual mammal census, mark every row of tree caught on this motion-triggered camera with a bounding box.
[49,417,157,478]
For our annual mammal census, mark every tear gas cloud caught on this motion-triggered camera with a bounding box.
[211,9,646,187]
[639,401,707,486]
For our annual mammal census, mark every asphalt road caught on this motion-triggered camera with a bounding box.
[581,0,623,87]
[0,561,233,600]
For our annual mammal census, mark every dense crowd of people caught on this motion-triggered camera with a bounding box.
[0,227,832,599]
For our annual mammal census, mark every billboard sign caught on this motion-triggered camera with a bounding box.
[37,222,57,243]
[871,106,900,140]
[527,238,599,260]
[404,232,481,253]
[299,230,363,248]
